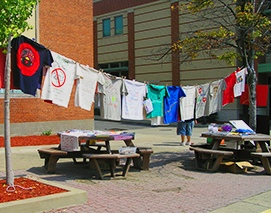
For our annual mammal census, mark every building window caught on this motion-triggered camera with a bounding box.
[99,61,128,78]
[115,16,123,35]
[103,18,111,37]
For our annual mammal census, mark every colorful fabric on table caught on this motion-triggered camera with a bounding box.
[60,132,82,152]
[11,35,53,96]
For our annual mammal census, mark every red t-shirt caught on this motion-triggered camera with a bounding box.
[222,72,236,106]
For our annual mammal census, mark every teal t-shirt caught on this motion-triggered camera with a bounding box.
[146,84,169,118]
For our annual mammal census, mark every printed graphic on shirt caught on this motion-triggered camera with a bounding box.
[17,43,40,76]
[51,68,66,87]
[195,83,210,119]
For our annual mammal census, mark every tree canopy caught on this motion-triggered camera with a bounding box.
[169,0,271,66]
[0,0,37,49]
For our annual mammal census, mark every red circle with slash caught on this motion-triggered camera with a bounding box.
[51,68,66,87]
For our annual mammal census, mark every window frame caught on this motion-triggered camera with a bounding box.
[114,15,123,35]
[102,18,111,37]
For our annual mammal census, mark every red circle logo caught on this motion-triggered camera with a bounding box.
[51,68,66,87]
[17,43,40,76]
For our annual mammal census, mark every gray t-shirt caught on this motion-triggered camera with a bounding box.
[205,79,227,116]
[98,73,128,121]
[195,83,210,119]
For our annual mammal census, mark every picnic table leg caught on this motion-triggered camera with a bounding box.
[105,140,111,154]
[108,159,116,177]
[91,159,103,180]
[122,158,133,177]
[210,139,221,150]
[46,155,60,173]
[124,139,134,147]
[260,157,271,175]
[257,141,271,165]
[210,154,224,172]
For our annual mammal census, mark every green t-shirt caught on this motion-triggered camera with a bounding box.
[146,84,169,119]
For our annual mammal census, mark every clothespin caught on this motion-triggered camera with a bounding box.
[166,84,168,87]
[144,81,146,84]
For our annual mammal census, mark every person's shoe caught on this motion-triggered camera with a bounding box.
[180,142,186,146]
[186,142,193,145]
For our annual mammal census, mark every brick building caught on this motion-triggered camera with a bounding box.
[0,0,94,136]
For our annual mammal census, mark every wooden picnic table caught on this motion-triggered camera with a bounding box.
[38,131,153,176]
[189,132,271,174]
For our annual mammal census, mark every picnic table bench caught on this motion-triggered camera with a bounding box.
[83,153,140,179]
[251,152,271,174]
[189,146,234,172]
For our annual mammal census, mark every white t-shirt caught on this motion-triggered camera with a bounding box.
[98,73,128,121]
[74,63,99,111]
[234,68,247,97]
[41,51,76,108]
[179,86,196,121]
[195,83,210,119]
[122,79,147,120]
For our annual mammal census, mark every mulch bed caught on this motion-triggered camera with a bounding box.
[0,135,66,204]
[0,177,68,203]
[0,135,60,147]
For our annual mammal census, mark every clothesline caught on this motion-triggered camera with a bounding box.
[4,35,248,125]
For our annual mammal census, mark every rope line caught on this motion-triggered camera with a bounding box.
[6,185,32,193]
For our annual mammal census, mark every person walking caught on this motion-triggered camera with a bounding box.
[177,119,197,146]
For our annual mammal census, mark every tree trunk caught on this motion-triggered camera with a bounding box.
[4,33,14,186]
[247,68,257,131]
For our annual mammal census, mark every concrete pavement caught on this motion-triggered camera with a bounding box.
[0,120,271,212]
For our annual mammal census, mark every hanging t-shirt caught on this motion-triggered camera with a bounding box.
[163,86,186,124]
[223,72,236,106]
[74,63,99,111]
[11,35,53,96]
[195,83,210,119]
[146,84,169,119]
[205,79,227,116]
[41,51,76,108]
[179,86,196,121]
[234,68,247,97]
[122,79,147,120]
[98,73,128,121]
